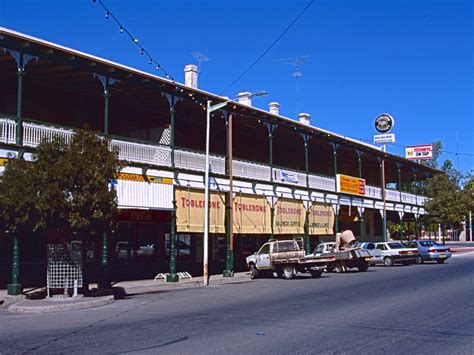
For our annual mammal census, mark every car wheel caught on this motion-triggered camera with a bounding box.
[282,266,296,280]
[310,269,323,278]
[250,264,258,279]
[416,256,423,264]
[383,257,393,267]
[436,259,446,264]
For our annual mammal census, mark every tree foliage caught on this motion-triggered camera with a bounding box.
[0,129,122,241]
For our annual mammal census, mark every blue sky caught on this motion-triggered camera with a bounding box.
[1,0,472,173]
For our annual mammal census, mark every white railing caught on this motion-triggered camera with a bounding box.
[401,192,417,204]
[23,122,74,147]
[175,149,225,175]
[0,118,16,144]
[417,196,428,206]
[366,185,382,199]
[233,159,271,181]
[308,174,336,192]
[386,189,401,202]
[110,139,171,167]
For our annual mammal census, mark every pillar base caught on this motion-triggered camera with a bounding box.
[7,283,22,296]
[98,267,110,289]
[223,270,234,277]
[166,273,179,283]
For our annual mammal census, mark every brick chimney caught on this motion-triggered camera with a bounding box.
[269,102,280,115]
[184,64,198,88]
[298,112,311,125]
[236,92,252,106]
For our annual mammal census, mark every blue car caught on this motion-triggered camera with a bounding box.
[403,240,451,264]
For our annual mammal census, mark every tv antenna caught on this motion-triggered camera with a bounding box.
[274,55,310,116]
[191,51,210,75]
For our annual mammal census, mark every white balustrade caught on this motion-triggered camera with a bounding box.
[233,160,271,181]
[174,149,225,175]
[308,174,336,192]
[110,139,171,167]
[0,118,16,144]
[365,185,382,199]
[417,196,428,206]
[385,189,401,202]
[401,192,417,204]
[23,122,73,147]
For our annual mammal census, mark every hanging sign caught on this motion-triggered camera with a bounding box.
[233,194,272,234]
[273,199,305,234]
[374,133,395,144]
[175,188,225,233]
[336,174,366,196]
[309,203,334,235]
[405,144,433,160]
[118,172,173,184]
[279,170,299,184]
[374,113,395,133]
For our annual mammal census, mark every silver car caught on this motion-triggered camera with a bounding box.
[404,240,451,264]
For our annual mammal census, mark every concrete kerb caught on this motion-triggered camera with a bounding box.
[8,295,115,314]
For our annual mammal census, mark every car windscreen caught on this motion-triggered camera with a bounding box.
[387,242,404,249]
[420,241,438,247]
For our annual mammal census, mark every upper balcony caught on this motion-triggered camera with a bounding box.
[0,117,428,207]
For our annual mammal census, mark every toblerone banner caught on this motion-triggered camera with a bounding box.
[309,202,335,235]
[175,188,225,233]
[274,199,305,234]
[233,194,272,234]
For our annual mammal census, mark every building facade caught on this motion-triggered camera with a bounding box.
[0,28,439,286]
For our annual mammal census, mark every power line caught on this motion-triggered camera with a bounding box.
[219,0,315,95]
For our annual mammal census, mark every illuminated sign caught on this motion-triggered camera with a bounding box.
[375,113,395,133]
[405,145,433,160]
[336,174,366,196]
[374,133,395,144]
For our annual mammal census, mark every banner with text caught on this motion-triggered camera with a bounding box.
[336,174,366,196]
[273,199,305,235]
[309,203,335,235]
[176,188,225,233]
[233,194,272,234]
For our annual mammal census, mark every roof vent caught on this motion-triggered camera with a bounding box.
[298,112,311,125]
[269,102,280,115]
[236,92,252,106]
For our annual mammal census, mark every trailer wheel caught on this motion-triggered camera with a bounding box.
[310,269,323,278]
[250,264,258,279]
[282,266,296,280]
[357,260,369,272]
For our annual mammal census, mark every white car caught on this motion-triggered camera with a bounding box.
[372,242,419,266]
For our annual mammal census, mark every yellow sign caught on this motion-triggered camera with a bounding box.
[274,199,305,234]
[0,158,8,166]
[309,203,334,235]
[175,188,225,233]
[118,172,173,185]
[336,174,366,196]
[233,194,272,234]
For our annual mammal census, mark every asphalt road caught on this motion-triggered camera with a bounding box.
[1,253,474,354]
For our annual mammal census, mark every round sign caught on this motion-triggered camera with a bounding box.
[374,113,394,133]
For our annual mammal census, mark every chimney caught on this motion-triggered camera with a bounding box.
[184,64,198,88]
[236,92,252,106]
[268,102,280,115]
[298,112,311,126]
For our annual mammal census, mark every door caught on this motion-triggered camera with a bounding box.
[256,243,271,269]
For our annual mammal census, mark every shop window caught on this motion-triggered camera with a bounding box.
[165,234,192,263]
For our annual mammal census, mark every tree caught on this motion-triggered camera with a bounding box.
[0,128,122,292]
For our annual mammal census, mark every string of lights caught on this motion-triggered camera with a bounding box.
[345,135,474,157]
[91,0,209,111]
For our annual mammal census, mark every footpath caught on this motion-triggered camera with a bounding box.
[0,271,250,314]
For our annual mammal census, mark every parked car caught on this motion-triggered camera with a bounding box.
[403,240,451,264]
[371,242,419,266]
[313,242,371,272]
[354,242,383,261]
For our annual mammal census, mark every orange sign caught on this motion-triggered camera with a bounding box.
[336,174,366,196]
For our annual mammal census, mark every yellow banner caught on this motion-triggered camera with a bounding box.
[336,174,366,196]
[0,158,8,166]
[274,199,305,234]
[118,172,173,184]
[309,203,334,235]
[176,188,225,233]
[233,194,271,234]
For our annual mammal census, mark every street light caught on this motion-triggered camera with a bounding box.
[203,91,267,285]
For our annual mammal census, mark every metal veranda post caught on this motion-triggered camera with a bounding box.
[332,144,339,234]
[357,151,365,242]
[223,112,234,277]
[7,233,22,295]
